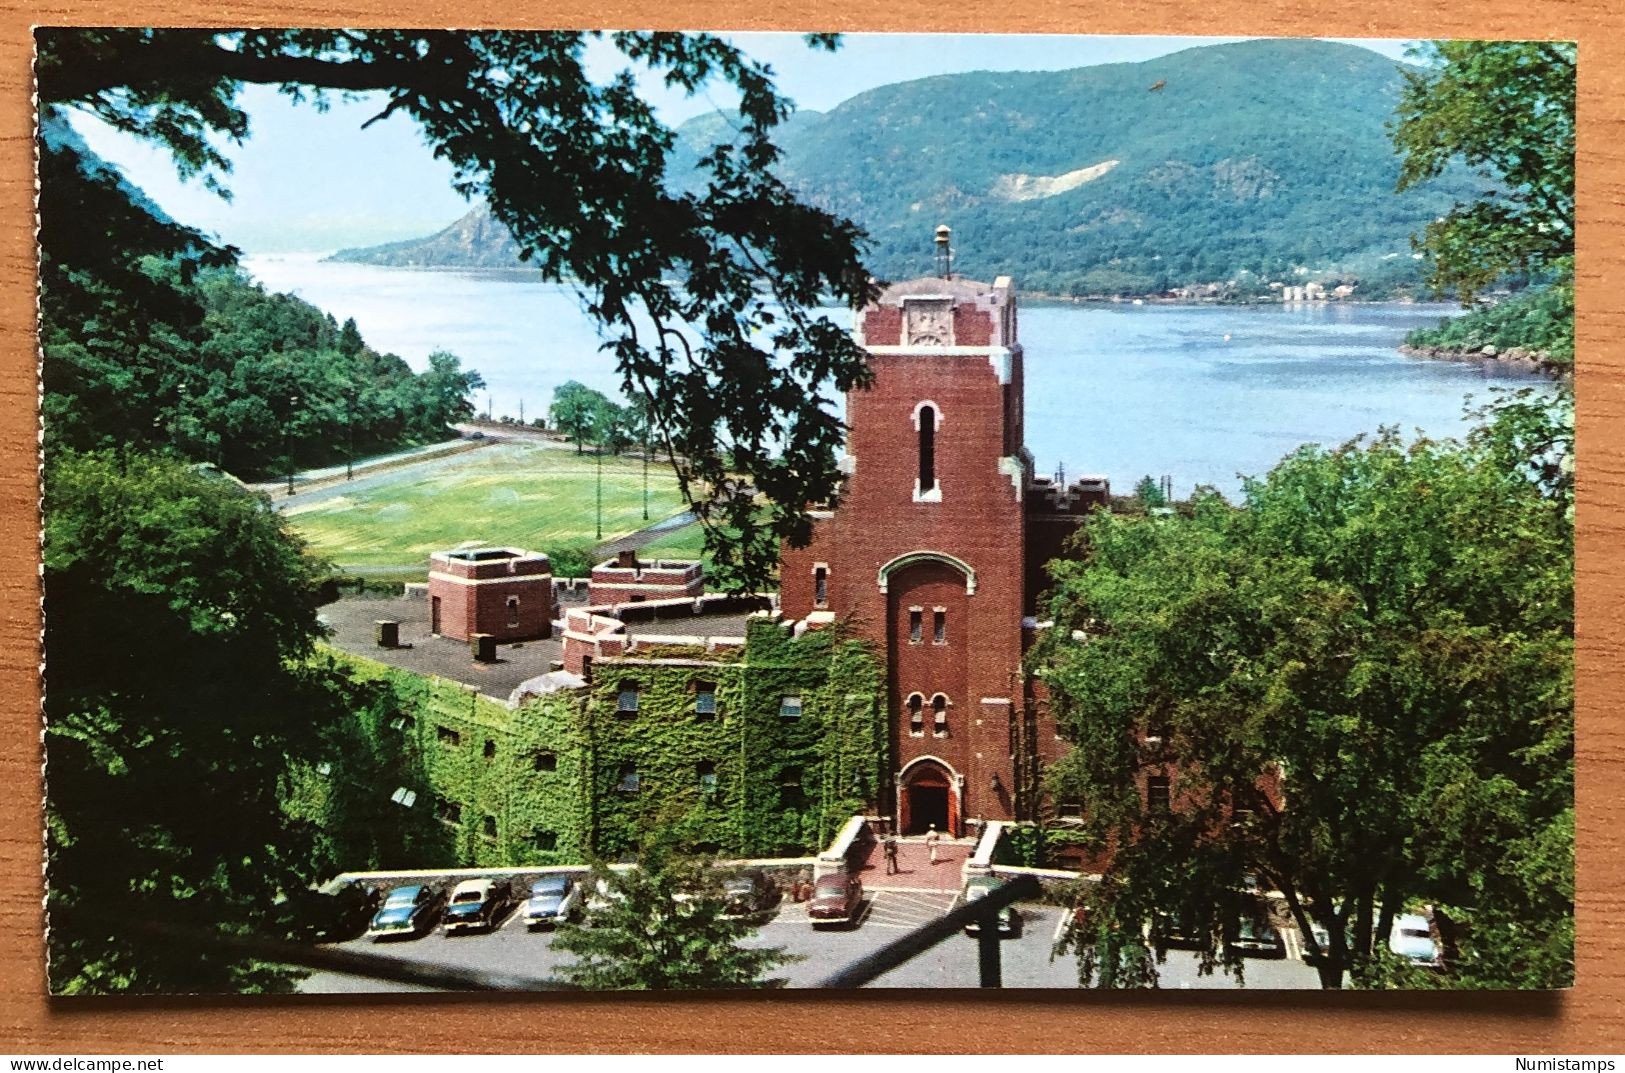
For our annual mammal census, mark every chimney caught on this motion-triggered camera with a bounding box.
[616,549,638,569]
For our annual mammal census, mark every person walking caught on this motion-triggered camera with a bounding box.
[883,835,899,875]
[926,824,942,865]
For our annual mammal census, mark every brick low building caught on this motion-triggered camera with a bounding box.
[427,547,558,643]
[587,550,705,605]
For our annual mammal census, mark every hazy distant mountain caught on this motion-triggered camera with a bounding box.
[331,39,1474,294]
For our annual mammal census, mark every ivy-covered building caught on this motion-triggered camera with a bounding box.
[303,616,886,868]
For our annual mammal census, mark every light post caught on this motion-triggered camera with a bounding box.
[285,393,301,495]
[595,442,604,541]
[345,388,357,481]
[642,424,650,522]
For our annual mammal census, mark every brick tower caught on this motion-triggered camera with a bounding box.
[781,251,1036,836]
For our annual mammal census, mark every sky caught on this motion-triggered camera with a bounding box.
[66,33,1418,254]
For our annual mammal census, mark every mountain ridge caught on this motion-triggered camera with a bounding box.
[331,39,1473,296]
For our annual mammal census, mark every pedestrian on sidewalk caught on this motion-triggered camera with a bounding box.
[883,835,899,875]
[926,825,941,865]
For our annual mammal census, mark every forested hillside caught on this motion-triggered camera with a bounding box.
[335,39,1478,296]
[40,115,483,479]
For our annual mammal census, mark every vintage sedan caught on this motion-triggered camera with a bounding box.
[523,874,582,929]
[721,870,776,916]
[441,877,517,935]
[365,883,447,941]
[807,871,863,928]
[961,875,1021,938]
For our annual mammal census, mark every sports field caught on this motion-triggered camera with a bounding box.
[285,441,690,571]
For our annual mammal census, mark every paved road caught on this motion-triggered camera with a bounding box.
[297,888,1322,993]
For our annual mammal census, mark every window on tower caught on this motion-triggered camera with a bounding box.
[932,694,949,737]
[909,608,923,645]
[933,609,946,645]
[814,565,828,608]
[918,404,937,495]
[907,693,925,737]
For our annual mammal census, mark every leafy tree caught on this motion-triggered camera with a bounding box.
[1034,392,1572,989]
[37,28,878,591]
[43,451,344,993]
[1393,41,1575,302]
[1131,475,1166,509]
[549,380,609,454]
[551,846,795,989]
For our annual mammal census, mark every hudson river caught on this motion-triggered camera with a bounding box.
[246,254,1553,499]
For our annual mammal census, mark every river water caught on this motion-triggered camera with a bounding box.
[245,254,1550,499]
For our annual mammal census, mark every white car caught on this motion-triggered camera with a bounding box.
[523,874,582,929]
[1388,912,1442,967]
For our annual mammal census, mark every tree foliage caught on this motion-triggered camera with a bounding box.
[37,28,878,591]
[38,116,484,477]
[1034,392,1573,989]
[551,845,795,990]
[43,451,345,992]
[1393,41,1575,302]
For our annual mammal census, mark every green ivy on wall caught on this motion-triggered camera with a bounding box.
[291,618,886,871]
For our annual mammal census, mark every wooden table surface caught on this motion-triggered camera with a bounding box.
[3,0,1621,1055]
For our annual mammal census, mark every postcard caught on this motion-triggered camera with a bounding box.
[35,28,1573,994]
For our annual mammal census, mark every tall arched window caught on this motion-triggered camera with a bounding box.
[918,404,937,494]
[907,693,925,737]
[931,694,949,737]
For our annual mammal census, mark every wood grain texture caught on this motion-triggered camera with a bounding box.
[3,2,1621,1055]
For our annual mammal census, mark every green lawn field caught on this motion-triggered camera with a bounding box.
[286,442,690,571]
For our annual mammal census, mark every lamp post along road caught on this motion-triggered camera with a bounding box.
[285,393,301,495]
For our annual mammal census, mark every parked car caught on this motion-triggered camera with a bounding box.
[1152,906,1209,952]
[1226,897,1285,958]
[276,881,384,944]
[523,874,582,929]
[366,883,447,940]
[807,871,863,927]
[962,875,1020,938]
[1388,912,1443,968]
[721,869,776,916]
[442,877,518,935]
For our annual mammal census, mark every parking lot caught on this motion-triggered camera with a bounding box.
[297,885,1324,992]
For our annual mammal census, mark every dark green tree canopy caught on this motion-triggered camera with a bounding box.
[1035,393,1573,989]
[38,28,879,591]
[1393,41,1575,301]
[551,846,795,990]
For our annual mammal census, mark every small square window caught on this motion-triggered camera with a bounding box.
[436,799,461,825]
[694,681,717,719]
[437,725,461,748]
[483,739,497,760]
[617,682,640,716]
[534,751,558,773]
[909,609,922,644]
[617,765,641,793]
[779,695,803,720]
[779,766,802,789]
[482,815,498,840]
[535,829,558,851]
[697,761,718,794]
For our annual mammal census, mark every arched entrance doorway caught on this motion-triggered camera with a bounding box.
[898,758,960,836]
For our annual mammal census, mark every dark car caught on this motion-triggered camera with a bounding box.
[1227,897,1286,958]
[721,870,775,916]
[276,881,383,944]
[962,875,1021,938]
[807,871,863,927]
[366,883,447,940]
[523,874,582,929]
[442,877,518,935]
